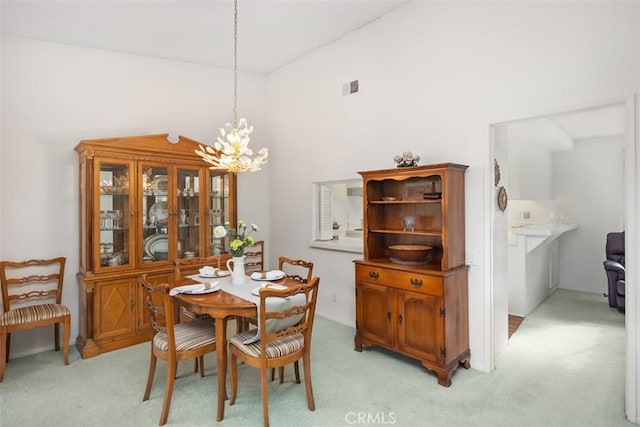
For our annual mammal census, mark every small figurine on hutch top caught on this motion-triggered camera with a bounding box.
[393,151,420,167]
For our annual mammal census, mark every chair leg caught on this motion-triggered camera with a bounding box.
[230,352,238,405]
[270,368,276,381]
[260,364,270,427]
[0,330,7,382]
[143,350,157,401]
[62,316,70,365]
[194,358,199,374]
[235,317,250,333]
[302,353,315,411]
[198,356,205,377]
[293,361,300,384]
[160,358,177,426]
[5,333,10,363]
[278,367,285,384]
[54,323,60,351]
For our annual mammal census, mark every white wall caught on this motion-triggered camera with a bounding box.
[554,136,625,294]
[1,1,638,381]
[266,1,639,372]
[0,37,269,357]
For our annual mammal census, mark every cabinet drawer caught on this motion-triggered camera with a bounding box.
[356,265,442,296]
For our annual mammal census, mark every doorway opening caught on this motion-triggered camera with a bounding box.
[488,96,635,419]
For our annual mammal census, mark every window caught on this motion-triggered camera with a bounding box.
[310,179,363,253]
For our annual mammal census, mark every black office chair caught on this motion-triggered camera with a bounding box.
[603,231,625,312]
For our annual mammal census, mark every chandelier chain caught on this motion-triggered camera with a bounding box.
[194,0,268,173]
[233,0,238,128]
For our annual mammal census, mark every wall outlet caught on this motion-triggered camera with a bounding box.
[522,211,531,219]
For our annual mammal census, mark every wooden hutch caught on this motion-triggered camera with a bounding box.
[75,134,236,358]
[354,163,470,386]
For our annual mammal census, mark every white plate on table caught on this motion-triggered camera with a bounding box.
[251,283,287,296]
[199,270,231,278]
[183,284,220,294]
[251,272,286,282]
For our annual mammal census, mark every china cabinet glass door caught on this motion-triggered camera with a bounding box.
[176,167,203,259]
[140,164,170,265]
[95,159,134,271]
[208,172,231,255]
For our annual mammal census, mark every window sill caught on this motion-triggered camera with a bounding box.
[309,237,363,254]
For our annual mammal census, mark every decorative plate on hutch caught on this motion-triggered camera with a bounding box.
[150,176,168,195]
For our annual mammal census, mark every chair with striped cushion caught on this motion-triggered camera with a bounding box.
[141,274,216,426]
[228,277,319,427]
[0,257,70,382]
[270,256,314,382]
[173,255,221,374]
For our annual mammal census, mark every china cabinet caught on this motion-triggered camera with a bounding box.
[354,163,470,386]
[75,133,236,358]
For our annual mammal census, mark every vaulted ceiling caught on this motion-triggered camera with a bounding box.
[1,0,409,74]
[1,1,626,140]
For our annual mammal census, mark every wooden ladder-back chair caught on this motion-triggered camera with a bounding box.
[279,256,314,284]
[173,255,222,373]
[244,240,265,273]
[229,277,320,427]
[173,255,222,281]
[140,274,217,426]
[0,257,70,382]
[270,256,315,382]
[174,255,222,320]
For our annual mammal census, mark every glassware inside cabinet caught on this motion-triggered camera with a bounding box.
[98,163,130,267]
[141,166,169,263]
[177,168,201,259]
[209,173,229,255]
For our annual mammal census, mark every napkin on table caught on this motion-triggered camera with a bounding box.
[250,270,285,281]
[199,266,217,275]
[170,282,219,296]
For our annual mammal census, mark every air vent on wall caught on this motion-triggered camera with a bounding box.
[342,80,359,96]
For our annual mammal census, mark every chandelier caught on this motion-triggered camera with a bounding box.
[196,0,268,173]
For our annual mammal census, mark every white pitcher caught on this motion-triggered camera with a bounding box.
[226,255,246,285]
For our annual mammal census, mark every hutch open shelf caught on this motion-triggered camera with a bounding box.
[354,163,470,386]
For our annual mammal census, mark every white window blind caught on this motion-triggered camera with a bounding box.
[318,185,334,240]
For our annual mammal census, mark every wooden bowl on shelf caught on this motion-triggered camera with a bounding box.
[388,244,432,262]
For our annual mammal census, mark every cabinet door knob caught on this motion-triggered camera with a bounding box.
[398,314,403,324]
[410,278,423,288]
[369,271,379,280]
[386,312,391,320]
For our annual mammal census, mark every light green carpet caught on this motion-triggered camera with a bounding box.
[0,289,631,426]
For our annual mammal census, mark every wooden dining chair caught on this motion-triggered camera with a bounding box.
[173,255,222,321]
[279,256,314,284]
[244,240,265,273]
[270,256,315,383]
[140,274,217,426]
[173,255,222,373]
[0,257,70,382]
[228,277,320,427]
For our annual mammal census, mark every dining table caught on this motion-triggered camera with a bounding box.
[171,271,290,422]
